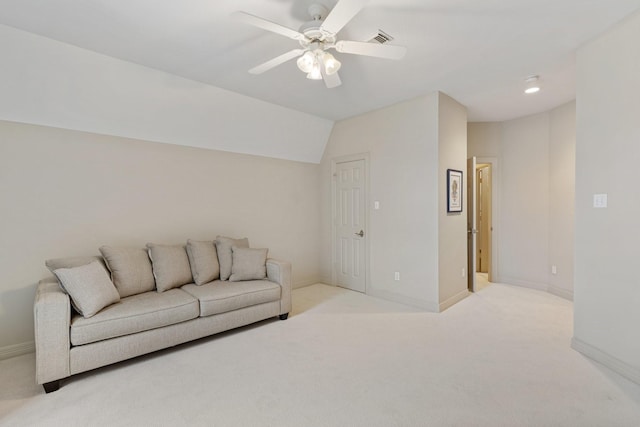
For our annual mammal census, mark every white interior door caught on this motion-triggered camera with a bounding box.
[467,157,477,292]
[335,159,366,293]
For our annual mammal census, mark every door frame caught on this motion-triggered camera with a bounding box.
[476,157,500,283]
[331,153,370,293]
[467,157,477,292]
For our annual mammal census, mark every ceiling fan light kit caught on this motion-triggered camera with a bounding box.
[297,47,342,79]
[232,0,406,89]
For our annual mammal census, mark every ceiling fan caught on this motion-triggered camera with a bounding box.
[231,0,407,89]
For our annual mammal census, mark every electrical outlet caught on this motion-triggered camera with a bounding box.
[394,271,400,281]
[593,194,608,208]
[461,268,465,277]
[551,265,557,275]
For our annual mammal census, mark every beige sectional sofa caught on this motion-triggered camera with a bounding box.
[34,237,291,393]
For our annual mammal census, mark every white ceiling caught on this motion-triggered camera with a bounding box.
[1,0,639,122]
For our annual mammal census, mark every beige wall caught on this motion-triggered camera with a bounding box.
[0,120,322,351]
[573,10,640,383]
[320,94,440,310]
[500,113,551,289]
[468,122,501,158]
[467,101,576,298]
[437,94,469,309]
[548,102,576,299]
[320,92,468,311]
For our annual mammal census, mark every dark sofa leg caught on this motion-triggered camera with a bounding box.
[279,313,289,320]
[43,380,60,393]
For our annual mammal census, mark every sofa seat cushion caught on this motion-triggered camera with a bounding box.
[182,280,280,317]
[70,288,199,346]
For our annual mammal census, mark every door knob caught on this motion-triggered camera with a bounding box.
[355,230,364,237]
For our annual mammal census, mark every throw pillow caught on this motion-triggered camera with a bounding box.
[215,236,249,281]
[99,246,156,298]
[229,247,268,282]
[186,240,220,285]
[53,260,120,318]
[146,243,193,292]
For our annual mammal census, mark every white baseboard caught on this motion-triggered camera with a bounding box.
[319,276,334,286]
[548,285,574,301]
[571,337,640,385]
[367,287,439,312]
[499,276,574,301]
[0,341,35,360]
[439,289,470,312]
[499,276,548,291]
[293,277,325,289]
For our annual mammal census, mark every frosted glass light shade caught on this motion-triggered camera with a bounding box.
[307,65,322,80]
[297,51,315,73]
[323,52,341,75]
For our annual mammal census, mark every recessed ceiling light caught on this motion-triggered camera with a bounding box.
[524,75,541,94]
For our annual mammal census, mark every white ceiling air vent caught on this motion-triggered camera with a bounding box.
[369,30,394,44]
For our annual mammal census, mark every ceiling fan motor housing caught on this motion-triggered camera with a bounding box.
[299,4,335,44]
[308,4,328,21]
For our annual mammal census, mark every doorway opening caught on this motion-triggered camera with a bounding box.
[475,163,492,291]
[468,157,498,292]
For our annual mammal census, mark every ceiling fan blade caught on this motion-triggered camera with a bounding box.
[335,40,407,60]
[320,0,368,35]
[249,49,306,75]
[320,66,342,89]
[231,11,307,41]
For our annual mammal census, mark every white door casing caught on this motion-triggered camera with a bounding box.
[333,158,367,293]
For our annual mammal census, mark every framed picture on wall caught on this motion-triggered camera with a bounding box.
[447,169,463,213]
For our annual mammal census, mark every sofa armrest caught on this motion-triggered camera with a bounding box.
[34,277,71,385]
[266,258,292,315]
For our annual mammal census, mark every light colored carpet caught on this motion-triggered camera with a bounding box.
[1,283,640,426]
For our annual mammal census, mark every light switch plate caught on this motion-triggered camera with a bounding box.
[593,194,608,208]
[374,201,380,210]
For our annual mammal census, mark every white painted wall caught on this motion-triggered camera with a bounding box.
[468,122,501,158]
[320,94,441,310]
[0,120,321,352]
[500,113,551,290]
[437,94,469,309]
[320,92,469,311]
[0,24,333,164]
[548,102,576,300]
[467,101,576,297]
[573,10,640,383]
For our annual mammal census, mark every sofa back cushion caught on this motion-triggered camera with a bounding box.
[146,243,193,292]
[186,240,220,285]
[53,260,120,318]
[215,236,249,281]
[99,246,156,297]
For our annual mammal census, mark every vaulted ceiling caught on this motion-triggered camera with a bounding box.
[1,0,639,122]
